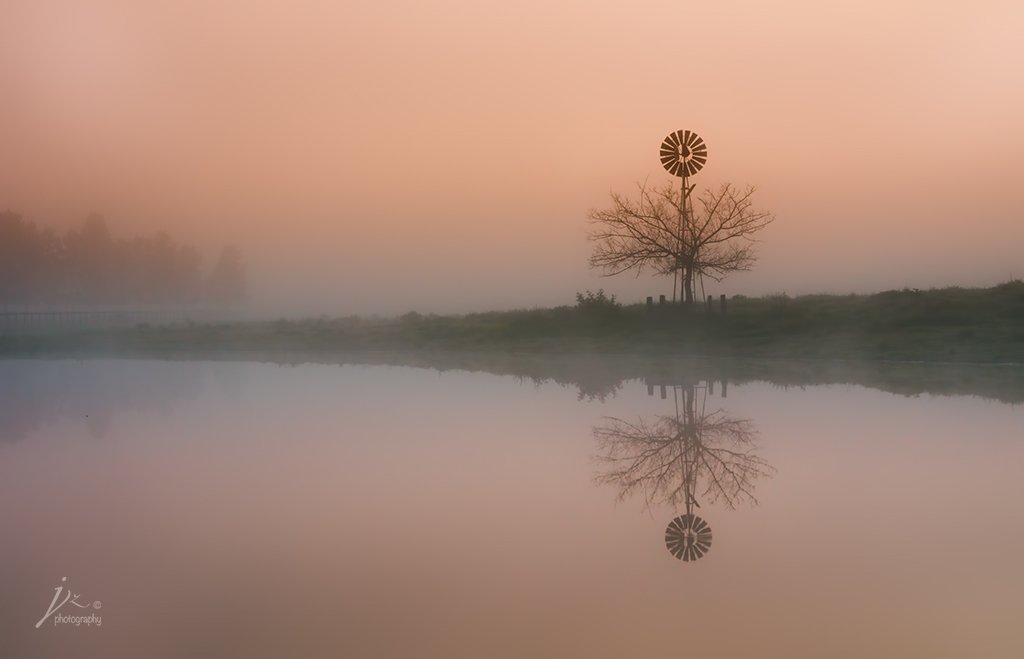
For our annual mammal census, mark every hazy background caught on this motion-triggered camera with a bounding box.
[1,0,1022,315]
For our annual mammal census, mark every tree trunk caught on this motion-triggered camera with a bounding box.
[683,263,695,307]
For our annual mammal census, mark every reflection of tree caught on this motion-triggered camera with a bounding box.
[594,384,773,560]
[0,361,209,444]
[596,385,771,510]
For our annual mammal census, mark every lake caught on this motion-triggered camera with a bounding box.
[2,358,1023,658]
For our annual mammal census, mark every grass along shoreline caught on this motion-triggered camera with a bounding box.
[2,282,1023,363]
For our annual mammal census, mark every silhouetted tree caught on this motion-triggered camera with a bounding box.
[64,214,117,303]
[588,182,774,306]
[172,242,203,304]
[130,232,204,304]
[0,211,38,305]
[0,212,64,305]
[205,246,247,304]
[35,227,64,302]
[0,211,227,306]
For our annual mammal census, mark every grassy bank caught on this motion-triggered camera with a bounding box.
[2,282,1024,363]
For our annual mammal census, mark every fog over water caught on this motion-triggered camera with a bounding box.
[3,359,1023,658]
[2,1,1023,315]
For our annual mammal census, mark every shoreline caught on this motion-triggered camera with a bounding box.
[2,282,1022,366]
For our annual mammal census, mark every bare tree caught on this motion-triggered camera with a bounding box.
[587,181,775,306]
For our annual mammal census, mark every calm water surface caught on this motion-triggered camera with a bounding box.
[2,359,1023,658]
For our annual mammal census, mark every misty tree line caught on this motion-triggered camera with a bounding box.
[0,211,246,307]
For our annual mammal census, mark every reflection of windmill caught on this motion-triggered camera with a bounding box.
[594,382,772,562]
[665,513,712,561]
[665,385,713,561]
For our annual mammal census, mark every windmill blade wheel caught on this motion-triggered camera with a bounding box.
[659,130,708,178]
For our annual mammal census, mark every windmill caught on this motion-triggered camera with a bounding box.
[659,130,708,303]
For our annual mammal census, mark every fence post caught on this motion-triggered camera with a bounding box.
[720,294,727,315]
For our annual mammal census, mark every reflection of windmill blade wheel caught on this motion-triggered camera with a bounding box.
[665,514,712,561]
[659,130,708,178]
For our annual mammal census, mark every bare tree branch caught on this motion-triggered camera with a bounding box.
[587,181,775,304]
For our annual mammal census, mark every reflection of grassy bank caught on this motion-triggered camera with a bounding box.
[4,346,1024,404]
[4,282,1023,363]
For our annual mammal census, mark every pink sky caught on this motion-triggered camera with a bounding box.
[1,0,1022,314]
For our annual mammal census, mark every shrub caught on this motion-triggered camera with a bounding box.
[575,289,620,311]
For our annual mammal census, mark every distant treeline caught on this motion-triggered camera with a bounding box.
[0,211,246,306]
